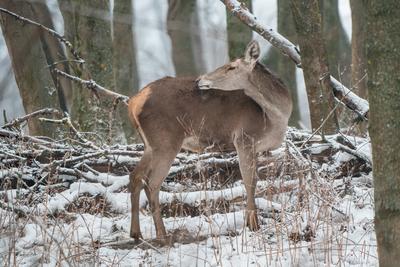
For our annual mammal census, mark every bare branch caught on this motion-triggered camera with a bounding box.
[53,69,130,105]
[0,7,84,63]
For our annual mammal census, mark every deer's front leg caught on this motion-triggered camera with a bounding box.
[234,137,260,231]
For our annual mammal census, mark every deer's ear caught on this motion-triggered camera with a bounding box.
[244,40,260,65]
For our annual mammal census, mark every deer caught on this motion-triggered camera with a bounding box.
[127,41,292,245]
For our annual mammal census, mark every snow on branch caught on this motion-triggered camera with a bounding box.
[221,0,369,119]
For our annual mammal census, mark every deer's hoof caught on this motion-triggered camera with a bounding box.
[155,234,174,247]
[246,210,260,231]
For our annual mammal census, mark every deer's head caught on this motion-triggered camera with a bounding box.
[197,40,261,91]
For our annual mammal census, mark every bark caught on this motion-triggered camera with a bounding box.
[167,0,198,76]
[263,0,300,127]
[366,1,400,265]
[112,0,139,142]
[30,2,73,113]
[291,0,337,134]
[321,0,351,85]
[59,0,123,143]
[0,0,59,136]
[226,0,252,59]
[350,0,367,99]
[220,0,369,120]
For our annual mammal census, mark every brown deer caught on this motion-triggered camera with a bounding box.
[127,41,292,244]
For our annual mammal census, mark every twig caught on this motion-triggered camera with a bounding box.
[0,128,66,148]
[44,151,105,168]
[2,108,61,129]
[39,113,99,149]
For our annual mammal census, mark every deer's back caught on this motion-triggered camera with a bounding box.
[128,77,270,152]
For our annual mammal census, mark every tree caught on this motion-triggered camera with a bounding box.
[350,0,367,99]
[262,0,300,127]
[321,0,351,86]
[0,0,60,136]
[59,0,124,143]
[167,0,198,76]
[30,1,73,113]
[291,0,337,134]
[366,1,400,265]
[226,0,252,59]
[112,0,139,142]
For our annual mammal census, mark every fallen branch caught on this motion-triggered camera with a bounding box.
[220,0,369,120]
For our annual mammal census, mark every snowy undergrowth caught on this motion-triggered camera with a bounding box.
[0,131,377,266]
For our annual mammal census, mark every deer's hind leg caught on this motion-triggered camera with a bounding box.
[144,144,182,244]
[129,149,152,241]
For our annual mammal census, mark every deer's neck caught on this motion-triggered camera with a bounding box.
[245,72,292,123]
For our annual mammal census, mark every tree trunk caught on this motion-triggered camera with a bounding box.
[291,0,337,134]
[366,1,400,266]
[167,0,198,76]
[30,1,73,113]
[112,0,139,143]
[59,0,124,143]
[350,0,367,99]
[0,0,59,136]
[321,0,351,86]
[263,0,300,127]
[226,0,252,59]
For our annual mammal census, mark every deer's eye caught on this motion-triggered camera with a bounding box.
[227,65,237,70]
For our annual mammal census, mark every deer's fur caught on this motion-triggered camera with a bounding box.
[128,41,292,244]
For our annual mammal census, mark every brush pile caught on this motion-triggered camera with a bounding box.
[0,110,376,266]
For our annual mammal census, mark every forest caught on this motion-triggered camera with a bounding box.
[0,0,399,266]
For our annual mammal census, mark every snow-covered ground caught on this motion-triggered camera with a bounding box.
[0,129,377,266]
